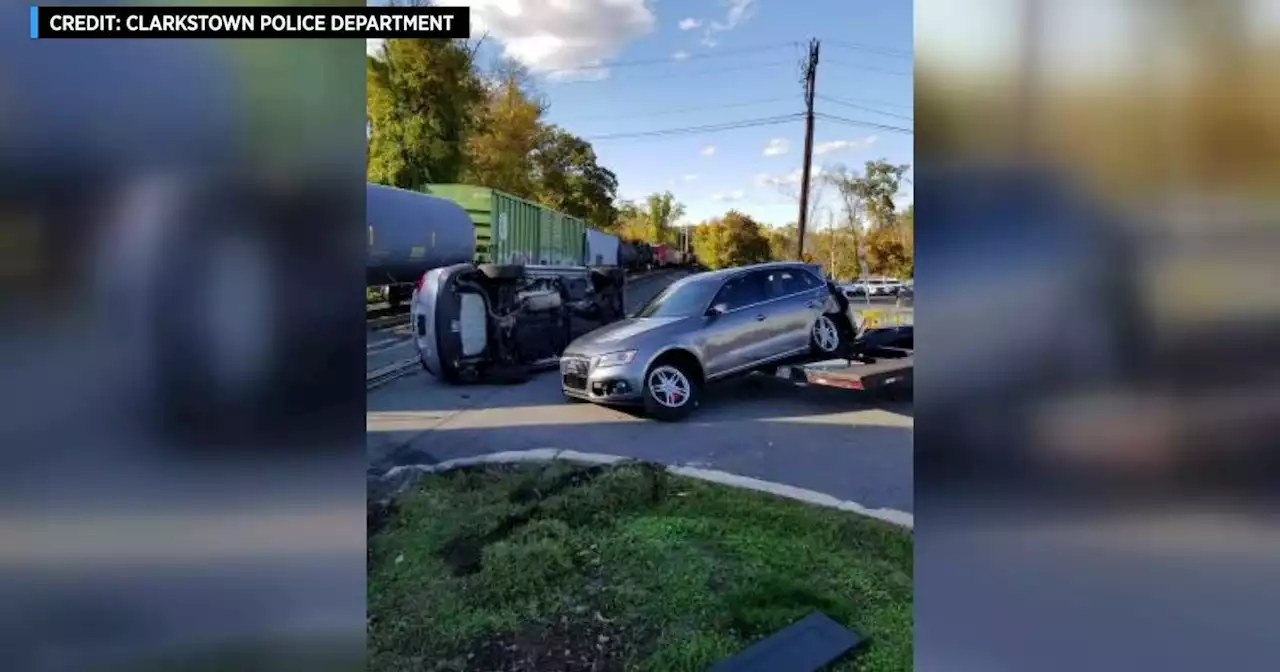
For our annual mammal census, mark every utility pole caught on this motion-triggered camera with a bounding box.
[1016,0,1041,157]
[796,38,820,259]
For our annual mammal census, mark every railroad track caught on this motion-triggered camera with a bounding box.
[367,357,420,391]
[368,311,410,330]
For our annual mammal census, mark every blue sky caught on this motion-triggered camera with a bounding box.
[372,0,913,228]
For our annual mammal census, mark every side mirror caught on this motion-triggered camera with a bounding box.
[707,303,728,317]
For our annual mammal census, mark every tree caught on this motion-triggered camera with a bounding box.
[825,160,912,277]
[532,126,619,230]
[463,60,545,199]
[614,192,685,245]
[864,224,912,278]
[691,211,772,269]
[644,192,685,245]
[814,228,863,281]
[767,223,798,262]
[366,38,486,188]
[859,159,910,229]
[614,200,648,241]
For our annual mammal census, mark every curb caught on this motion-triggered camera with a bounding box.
[378,449,912,529]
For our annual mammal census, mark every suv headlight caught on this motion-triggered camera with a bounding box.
[594,350,636,368]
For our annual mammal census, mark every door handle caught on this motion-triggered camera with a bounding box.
[755,314,766,321]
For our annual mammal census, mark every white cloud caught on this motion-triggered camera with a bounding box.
[700,145,716,157]
[682,174,699,182]
[763,138,789,156]
[756,165,826,189]
[711,190,746,202]
[672,50,690,60]
[461,0,656,81]
[679,17,702,30]
[702,0,756,47]
[813,136,878,156]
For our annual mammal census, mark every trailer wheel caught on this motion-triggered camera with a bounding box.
[810,314,849,357]
[642,355,701,421]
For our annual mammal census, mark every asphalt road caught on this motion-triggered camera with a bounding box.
[366,270,914,514]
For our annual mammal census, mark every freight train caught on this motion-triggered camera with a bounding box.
[615,240,697,272]
[366,183,698,309]
[367,183,627,309]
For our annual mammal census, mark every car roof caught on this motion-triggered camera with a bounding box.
[689,261,821,284]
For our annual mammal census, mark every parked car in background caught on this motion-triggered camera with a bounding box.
[841,283,867,300]
[559,262,857,420]
[863,279,890,296]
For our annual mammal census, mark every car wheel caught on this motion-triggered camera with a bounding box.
[810,313,849,357]
[642,360,700,421]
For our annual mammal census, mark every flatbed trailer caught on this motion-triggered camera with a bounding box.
[765,326,914,394]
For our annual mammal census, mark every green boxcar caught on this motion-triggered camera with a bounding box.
[422,184,587,266]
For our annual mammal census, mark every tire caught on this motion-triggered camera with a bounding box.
[477,263,524,281]
[642,357,701,421]
[810,313,850,358]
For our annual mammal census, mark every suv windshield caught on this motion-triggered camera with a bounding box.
[635,278,718,318]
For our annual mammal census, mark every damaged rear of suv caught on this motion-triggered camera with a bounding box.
[411,262,626,383]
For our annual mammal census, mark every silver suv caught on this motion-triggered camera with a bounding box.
[560,262,854,420]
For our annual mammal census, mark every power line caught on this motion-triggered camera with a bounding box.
[817,94,913,121]
[820,95,913,111]
[815,112,912,135]
[583,114,803,141]
[823,60,913,76]
[825,40,913,59]
[539,41,803,75]
[554,96,797,123]
[552,60,795,85]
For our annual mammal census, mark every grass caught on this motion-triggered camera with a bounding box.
[368,462,912,671]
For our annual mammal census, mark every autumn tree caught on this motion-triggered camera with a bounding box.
[692,211,772,269]
[366,38,485,188]
[614,200,648,241]
[808,227,863,281]
[463,60,545,199]
[613,192,685,245]
[767,223,798,261]
[864,225,912,278]
[826,159,912,278]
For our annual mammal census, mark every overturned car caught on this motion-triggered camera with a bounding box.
[411,262,627,383]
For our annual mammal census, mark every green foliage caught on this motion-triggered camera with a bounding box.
[533,126,620,231]
[366,39,485,188]
[367,43,621,231]
[615,192,686,246]
[765,223,798,261]
[368,462,912,672]
[809,229,864,281]
[463,60,544,199]
[691,211,773,269]
[864,225,912,279]
[823,160,913,278]
[644,192,685,244]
